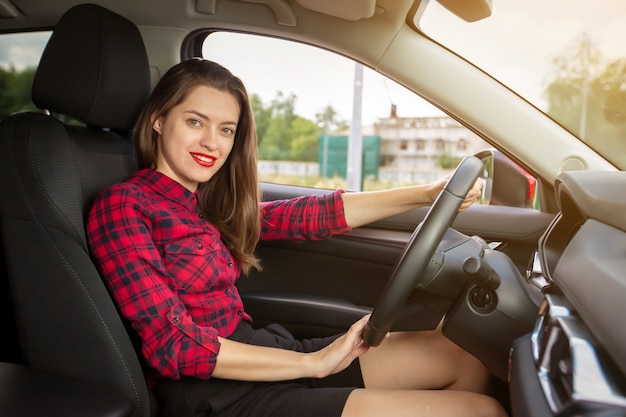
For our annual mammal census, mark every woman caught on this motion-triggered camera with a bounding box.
[87,59,506,417]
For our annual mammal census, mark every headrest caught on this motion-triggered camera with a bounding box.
[32,4,151,131]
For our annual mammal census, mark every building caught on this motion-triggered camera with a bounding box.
[257,105,490,187]
[371,105,490,183]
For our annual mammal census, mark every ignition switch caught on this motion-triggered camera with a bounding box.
[463,256,501,311]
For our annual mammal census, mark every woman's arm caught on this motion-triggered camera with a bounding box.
[213,315,370,381]
[88,185,369,382]
[341,177,482,229]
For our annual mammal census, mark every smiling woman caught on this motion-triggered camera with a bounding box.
[151,85,238,191]
[84,58,503,417]
[1,2,625,417]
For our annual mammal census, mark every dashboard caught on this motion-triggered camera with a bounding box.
[510,171,626,416]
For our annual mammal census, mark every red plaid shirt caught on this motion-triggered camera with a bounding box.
[86,169,350,380]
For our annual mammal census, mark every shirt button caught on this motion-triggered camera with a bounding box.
[197,244,203,250]
[227,262,233,267]
[225,288,231,295]
[237,311,243,316]
[172,316,181,324]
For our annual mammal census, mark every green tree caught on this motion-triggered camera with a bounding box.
[0,66,37,119]
[250,93,272,147]
[270,91,297,124]
[315,105,348,132]
[544,35,604,139]
[257,91,296,160]
[289,116,321,161]
[543,34,626,166]
[259,112,291,160]
[437,152,462,169]
[256,91,325,161]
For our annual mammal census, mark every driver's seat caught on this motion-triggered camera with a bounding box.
[0,4,154,417]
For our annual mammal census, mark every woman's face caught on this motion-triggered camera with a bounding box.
[153,85,240,192]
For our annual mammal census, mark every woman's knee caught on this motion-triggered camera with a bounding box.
[473,394,508,417]
[341,389,508,417]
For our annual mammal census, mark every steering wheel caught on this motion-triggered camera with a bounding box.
[362,156,484,347]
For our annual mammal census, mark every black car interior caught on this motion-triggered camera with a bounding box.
[1,2,625,417]
[0,4,155,416]
[0,4,548,415]
[509,171,626,416]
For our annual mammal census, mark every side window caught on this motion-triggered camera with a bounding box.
[0,32,50,119]
[202,32,537,208]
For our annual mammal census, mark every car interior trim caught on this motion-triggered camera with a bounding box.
[531,295,626,415]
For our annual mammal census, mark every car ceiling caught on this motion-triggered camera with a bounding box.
[0,0,413,85]
[0,0,406,33]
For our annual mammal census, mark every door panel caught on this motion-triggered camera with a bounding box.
[238,183,555,337]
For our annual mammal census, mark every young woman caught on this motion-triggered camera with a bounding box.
[86,59,506,417]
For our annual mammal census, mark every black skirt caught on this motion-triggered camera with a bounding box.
[154,321,364,417]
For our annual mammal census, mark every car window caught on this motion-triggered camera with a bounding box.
[0,31,50,120]
[415,0,626,170]
[202,32,499,193]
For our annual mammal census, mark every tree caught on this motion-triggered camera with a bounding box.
[0,66,37,119]
[259,111,291,160]
[543,35,626,165]
[250,93,272,147]
[315,105,348,132]
[437,152,462,169]
[289,116,321,161]
[271,91,297,125]
[544,35,603,139]
[255,91,326,161]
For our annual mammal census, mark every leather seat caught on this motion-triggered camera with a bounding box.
[0,4,154,416]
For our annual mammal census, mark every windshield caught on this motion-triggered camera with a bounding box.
[415,0,626,170]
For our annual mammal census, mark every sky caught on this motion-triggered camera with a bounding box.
[0,31,49,70]
[202,0,626,126]
[203,32,447,126]
[3,0,625,127]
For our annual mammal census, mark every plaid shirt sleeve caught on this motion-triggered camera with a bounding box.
[260,189,352,240]
[87,185,220,380]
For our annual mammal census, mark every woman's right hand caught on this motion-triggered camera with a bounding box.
[213,314,372,382]
[307,314,371,378]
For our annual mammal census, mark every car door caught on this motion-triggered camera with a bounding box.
[238,182,554,338]
[200,31,555,338]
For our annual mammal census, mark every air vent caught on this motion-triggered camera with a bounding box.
[532,295,626,415]
[525,250,550,291]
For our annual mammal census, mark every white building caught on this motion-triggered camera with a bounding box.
[372,105,490,183]
[257,106,490,185]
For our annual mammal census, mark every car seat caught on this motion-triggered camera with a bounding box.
[0,4,154,417]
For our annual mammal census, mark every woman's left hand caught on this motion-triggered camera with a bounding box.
[429,175,483,211]
[458,177,483,211]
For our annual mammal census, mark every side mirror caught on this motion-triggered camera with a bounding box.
[474,149,537,208]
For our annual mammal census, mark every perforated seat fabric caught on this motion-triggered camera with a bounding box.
[0,4,153,417]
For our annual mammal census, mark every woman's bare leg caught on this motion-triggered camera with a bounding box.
[342,389,507,417]
[341,325,507,416]
[359,326,492,392]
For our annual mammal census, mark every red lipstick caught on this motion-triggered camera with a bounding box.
[190,152,216,167]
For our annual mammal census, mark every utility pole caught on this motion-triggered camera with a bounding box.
[347,62,364,191]
[579,34,590,141]
[321,108,329,178]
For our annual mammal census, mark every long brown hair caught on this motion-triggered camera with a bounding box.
[133,59,261,274]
